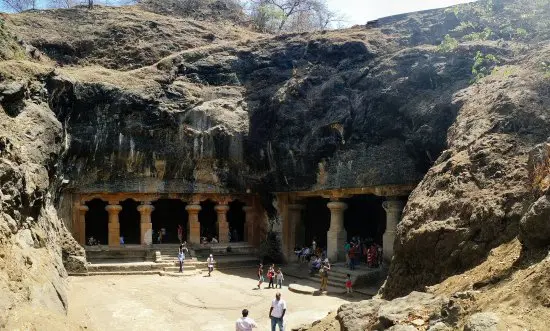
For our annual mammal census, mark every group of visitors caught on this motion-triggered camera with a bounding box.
[294,238,326,263]
[257,263,284,289]
[235,292,287,331]
[344,237,382,270]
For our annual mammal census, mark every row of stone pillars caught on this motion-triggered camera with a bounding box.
[286,198,405,262]
[76,202,257,247]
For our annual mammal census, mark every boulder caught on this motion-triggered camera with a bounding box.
[519,195,550,248]
[463,312,500,331]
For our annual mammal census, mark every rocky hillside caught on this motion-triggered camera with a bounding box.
[0,0,550,328]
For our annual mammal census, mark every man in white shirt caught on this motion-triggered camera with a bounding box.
[236,309,257,331]
[269,292,287,331]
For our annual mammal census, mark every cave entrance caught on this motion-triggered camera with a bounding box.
[85,199,108,245]
[119,199,140,245]
[303,197,330,250]
[343,195,386,245]
[199,200,217,240]
[228,200,245,242]
[151,199,188,244]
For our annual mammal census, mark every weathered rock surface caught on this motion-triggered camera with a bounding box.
[463,312,501,331]
[1,0,550,328]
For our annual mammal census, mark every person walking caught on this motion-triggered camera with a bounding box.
[275,268,284,289]
[319,263,329,292]
[344,241,350,266]
[345,274,353,294]
[177,244,188,273]
[257,264,264,289]
[269,292,286,331]
[267,264,275,289]
[236,308,257,331]
[207,254,215,276]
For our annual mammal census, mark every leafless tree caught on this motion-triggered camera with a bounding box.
[1,0,37,12]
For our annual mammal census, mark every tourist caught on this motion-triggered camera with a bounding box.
[267,264,275,288]
[310,256,321,275]
[157,230,163,244]
[300,247,310,263]
[367,243,377,268]
[119,236,125,245]
[232,228,239,242]
[207,254,215,276]
[344,241,350,266]
[345,273,353,294]
[211,236,218,244]
[236,308,257,331]
[178,244,187,273]
[275,268,284,289]
[312,238,317,253]
[319,263,329,292]
[269,292,286,331]
[177,224,183,244]
[257,264,264,289]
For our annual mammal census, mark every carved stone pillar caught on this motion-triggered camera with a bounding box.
[243,206,255,246]
[327,201,347,262]
[288,204,304,260]
[137,203,154,246]
[382,198,405,262]
[186,204,201,245]
[215,204,230,243]
[106,204,122,247]
[77,205,88,245]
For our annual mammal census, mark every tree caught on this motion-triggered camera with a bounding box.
[247,0,345,33]
[1,0,37,12]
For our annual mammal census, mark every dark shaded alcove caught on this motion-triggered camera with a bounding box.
[227,200,245,242]
[303,197,330,249]
[343,195,386,244]
[151,199,187,243]
[199,199,217,240]
[119,199,140,244]
[85,198,108,245]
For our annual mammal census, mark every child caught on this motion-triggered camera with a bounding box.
[275,268,284,288]
[267,264,275,288]
[345,274,353,294]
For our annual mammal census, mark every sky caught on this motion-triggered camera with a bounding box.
[327,0,478,26]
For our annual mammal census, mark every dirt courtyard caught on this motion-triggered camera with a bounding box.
[67,268,360,330]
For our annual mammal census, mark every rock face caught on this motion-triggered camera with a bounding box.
[1,0,550,327]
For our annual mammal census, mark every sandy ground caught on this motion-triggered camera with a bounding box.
[67,268,361,330]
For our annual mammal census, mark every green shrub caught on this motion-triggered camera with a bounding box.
[437,35,459,53]
[471,51,499,83]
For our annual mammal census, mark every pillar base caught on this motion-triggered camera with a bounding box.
[140,223,153,245]
[327,229,346,262]
[108,223,120,247]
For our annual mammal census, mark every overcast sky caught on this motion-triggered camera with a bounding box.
[327,0,478,26]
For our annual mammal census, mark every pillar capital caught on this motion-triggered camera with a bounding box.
[78,205,89,212]
[105,204,122,213]
[327,201,348,211]
[215,204,230,212]
[137,204,154,213]
[382,199,405,212]
[185,204,201,214]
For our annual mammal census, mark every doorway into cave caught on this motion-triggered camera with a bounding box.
[199,200,217,240]
[227,200,245,242]
[343,195,386,245]
[85,199,108,245]
[303,197,330,250]
[151,199,188,244]
[119,199,140,244]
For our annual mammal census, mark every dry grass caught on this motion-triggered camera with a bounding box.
[0,60,53,80]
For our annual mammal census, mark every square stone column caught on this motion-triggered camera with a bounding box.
[288,204,304,260]
[137,203,154,246]
[327,201,347,262]
[186,204,202,245]
[382,199,405,262]
[77,205,88,246]
[243,206,255,246]
[106,204,122,247]
[215,204,230,243]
